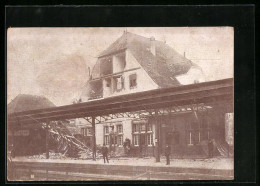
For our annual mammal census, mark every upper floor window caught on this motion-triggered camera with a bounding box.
[114,76,124,91]
[105,78,111,88]
[129,74,137,88]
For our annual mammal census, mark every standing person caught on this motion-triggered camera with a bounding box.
[165,144,171,165]
[139,143,143,157]
[7,144,14,180]
[208,139,214,158]
[152,142,155,157]
[102,143,109,163]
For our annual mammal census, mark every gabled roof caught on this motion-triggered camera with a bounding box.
[7,94,56,114]
[98,32,195,88]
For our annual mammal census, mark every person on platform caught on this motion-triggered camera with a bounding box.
[165,144,171,165]
[208,139,214,158]
[101,143,109,163]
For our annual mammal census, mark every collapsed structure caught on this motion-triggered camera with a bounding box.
[7,94,99,159]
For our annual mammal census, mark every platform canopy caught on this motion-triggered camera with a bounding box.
[8,78,233,127]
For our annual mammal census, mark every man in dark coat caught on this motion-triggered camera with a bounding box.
[165,144,171,165]
[101,143,109,163]
[208,139,214,158]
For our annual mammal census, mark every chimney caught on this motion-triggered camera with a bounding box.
[150,37,156,56]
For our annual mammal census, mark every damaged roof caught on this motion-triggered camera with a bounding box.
[98,32,194,88]
[8,94,56,114]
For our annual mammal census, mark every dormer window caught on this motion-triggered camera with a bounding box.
[129,74,137,88]
[100,57,113,76]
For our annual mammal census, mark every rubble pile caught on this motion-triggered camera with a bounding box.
[27,152,66,159]
[109,150,124,158]
[27,150,103,160]
[26,120,101,160]
[78,150,103,159]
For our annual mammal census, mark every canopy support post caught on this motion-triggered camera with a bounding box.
[92,116,96,161]
[155,109,160,162]
[45,122,50,159]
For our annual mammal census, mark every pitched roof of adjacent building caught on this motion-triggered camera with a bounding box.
[7,94,56,114]
[98,32,195,88]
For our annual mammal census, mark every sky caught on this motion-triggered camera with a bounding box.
[7,27,234,106]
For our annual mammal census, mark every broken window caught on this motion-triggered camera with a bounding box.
[100,57,113,76]
[113,52,126,73]
[104,78,111,88]
[114,76,124,91]
[129,74,137,88]
[89,80,103,100]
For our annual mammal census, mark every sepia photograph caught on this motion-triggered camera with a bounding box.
[7,27,234,181]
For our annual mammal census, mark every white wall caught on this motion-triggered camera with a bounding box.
[125,50,141,70]
[123,119,132,141]
[95,124,103,146]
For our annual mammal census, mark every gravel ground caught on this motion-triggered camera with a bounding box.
[13,156,233,170]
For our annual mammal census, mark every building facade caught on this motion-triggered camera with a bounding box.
[75,32,232,157]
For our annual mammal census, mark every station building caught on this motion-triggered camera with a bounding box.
[76,32,233,157]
